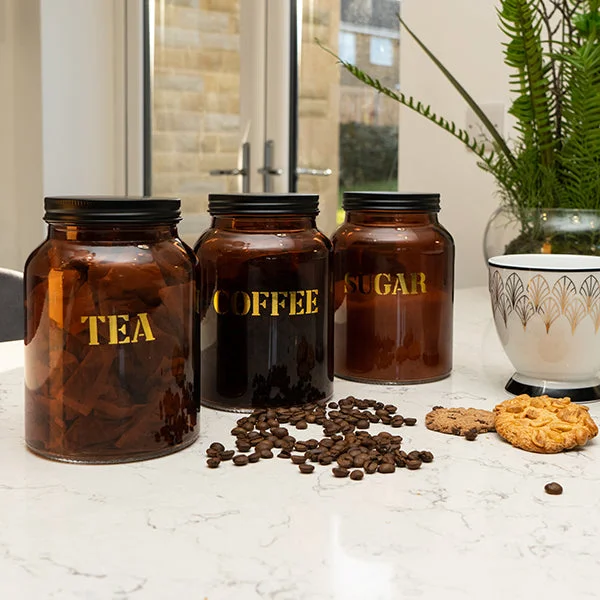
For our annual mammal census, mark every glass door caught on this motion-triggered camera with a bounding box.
[145,0,401,242]
[295,0,401,233]
[148,0,270,244]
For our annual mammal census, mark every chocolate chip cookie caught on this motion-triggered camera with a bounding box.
[425,406,495,436]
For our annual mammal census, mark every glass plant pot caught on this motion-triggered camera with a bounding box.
[484,207,600,260]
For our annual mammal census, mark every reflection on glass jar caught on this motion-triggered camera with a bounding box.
[24,197,199,463]
[196,193,333,412]
[333,192,454,385]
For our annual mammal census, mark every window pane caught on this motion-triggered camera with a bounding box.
[151,0,243,244]
[369,36,393,67]
[298,0,401,229]
[338,31,356,64]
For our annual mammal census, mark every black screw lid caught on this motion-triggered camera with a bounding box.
[44,196,181,224]
[208,193,319,216]
[343,192,440,212]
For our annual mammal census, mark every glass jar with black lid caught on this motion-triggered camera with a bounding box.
[24,196,199,463]
[332,192,454,384]
[195,193,333,412]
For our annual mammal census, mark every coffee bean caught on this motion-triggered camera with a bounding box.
[418,451,434,463]
[356,419,370,429]
[353,454,368,468]
[545,482,563,495]
[209,442,225,453]
[407,450,421,461]
[282,435,296,445]
[260,449,274,459]
[350,470,364,481]
[236,440,252,452]
[390,416,404,428]
[296,420,308,430]
[364,461,378,474]
[233,455,249,466]
[291,455,306,464]
[256,440,274,451]
[231,427,247,436]
[278,450,292,459]
[271,427,288,439]
[378,463,395,474]
[465,429,478,441]
[332,467,349,478]
[319,454,333,465]
[404,417,417,426]
[406,459,422,470]
[248,452,261,463]
[206,448,220,458]
[294,442,308,452]
[337,455,354,469]
[299,464,315,474]
[328,402,339,409]
[381,416,392,425]
[206,458,221,468]
[305,439,319,449]
[384,404,397,414]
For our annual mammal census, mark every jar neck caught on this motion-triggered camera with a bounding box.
[211,215,317,232]
[46,222,178,242]
[345,210,439,226]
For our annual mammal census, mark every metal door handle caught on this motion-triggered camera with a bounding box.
[296,167,332,177]
[257,167,283,175]
[210,168,245,176]
[260,140,282,192]
[209,142,250,192]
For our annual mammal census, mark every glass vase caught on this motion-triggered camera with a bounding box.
[484,207,600,260]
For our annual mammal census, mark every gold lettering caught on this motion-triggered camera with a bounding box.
[252,291,270,316]
[392,273,410,295]
[374,273,392,295]
[132,313,156,343]
[231,291,251,316]
[290,291,305,315]
[344,273,357,293]
[306,289,319,314]
[411,272,427,294]
[81,315,105,346]
[271,291,288,316]
[107,314,130,345]
[213,290,228,315]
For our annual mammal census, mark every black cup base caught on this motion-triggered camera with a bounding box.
[505,376,600,403]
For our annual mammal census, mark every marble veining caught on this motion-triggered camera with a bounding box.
[1,288,600,599]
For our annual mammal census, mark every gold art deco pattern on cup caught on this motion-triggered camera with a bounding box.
[489,270,600,334]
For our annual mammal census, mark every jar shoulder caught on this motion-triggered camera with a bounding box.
[196,227,331,258]
[25,237,195,278]
[332,221,453,249]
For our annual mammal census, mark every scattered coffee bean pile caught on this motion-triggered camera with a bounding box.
[206,396,433,480]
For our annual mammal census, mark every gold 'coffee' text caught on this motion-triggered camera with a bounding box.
[213,289,319,316]
[344,272,427,295]
[81,313,156,346]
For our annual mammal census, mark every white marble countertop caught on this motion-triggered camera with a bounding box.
[1,287,600,600]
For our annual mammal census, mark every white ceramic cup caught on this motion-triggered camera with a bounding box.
[488,253,600,402]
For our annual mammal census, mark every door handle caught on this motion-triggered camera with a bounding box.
[259,140,282,192]
[209,142,250,192]
[296,167,332,177]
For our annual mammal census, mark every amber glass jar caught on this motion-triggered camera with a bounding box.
[24,197,199,463]
[195,193,333,412]
[333,192,454,384]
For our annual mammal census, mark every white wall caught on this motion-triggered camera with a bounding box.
[0,0,128,271]
[399,0,509,288]
[0,0,44,271]
[40,0,126,196]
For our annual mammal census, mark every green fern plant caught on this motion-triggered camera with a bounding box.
[321,0,600,252]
